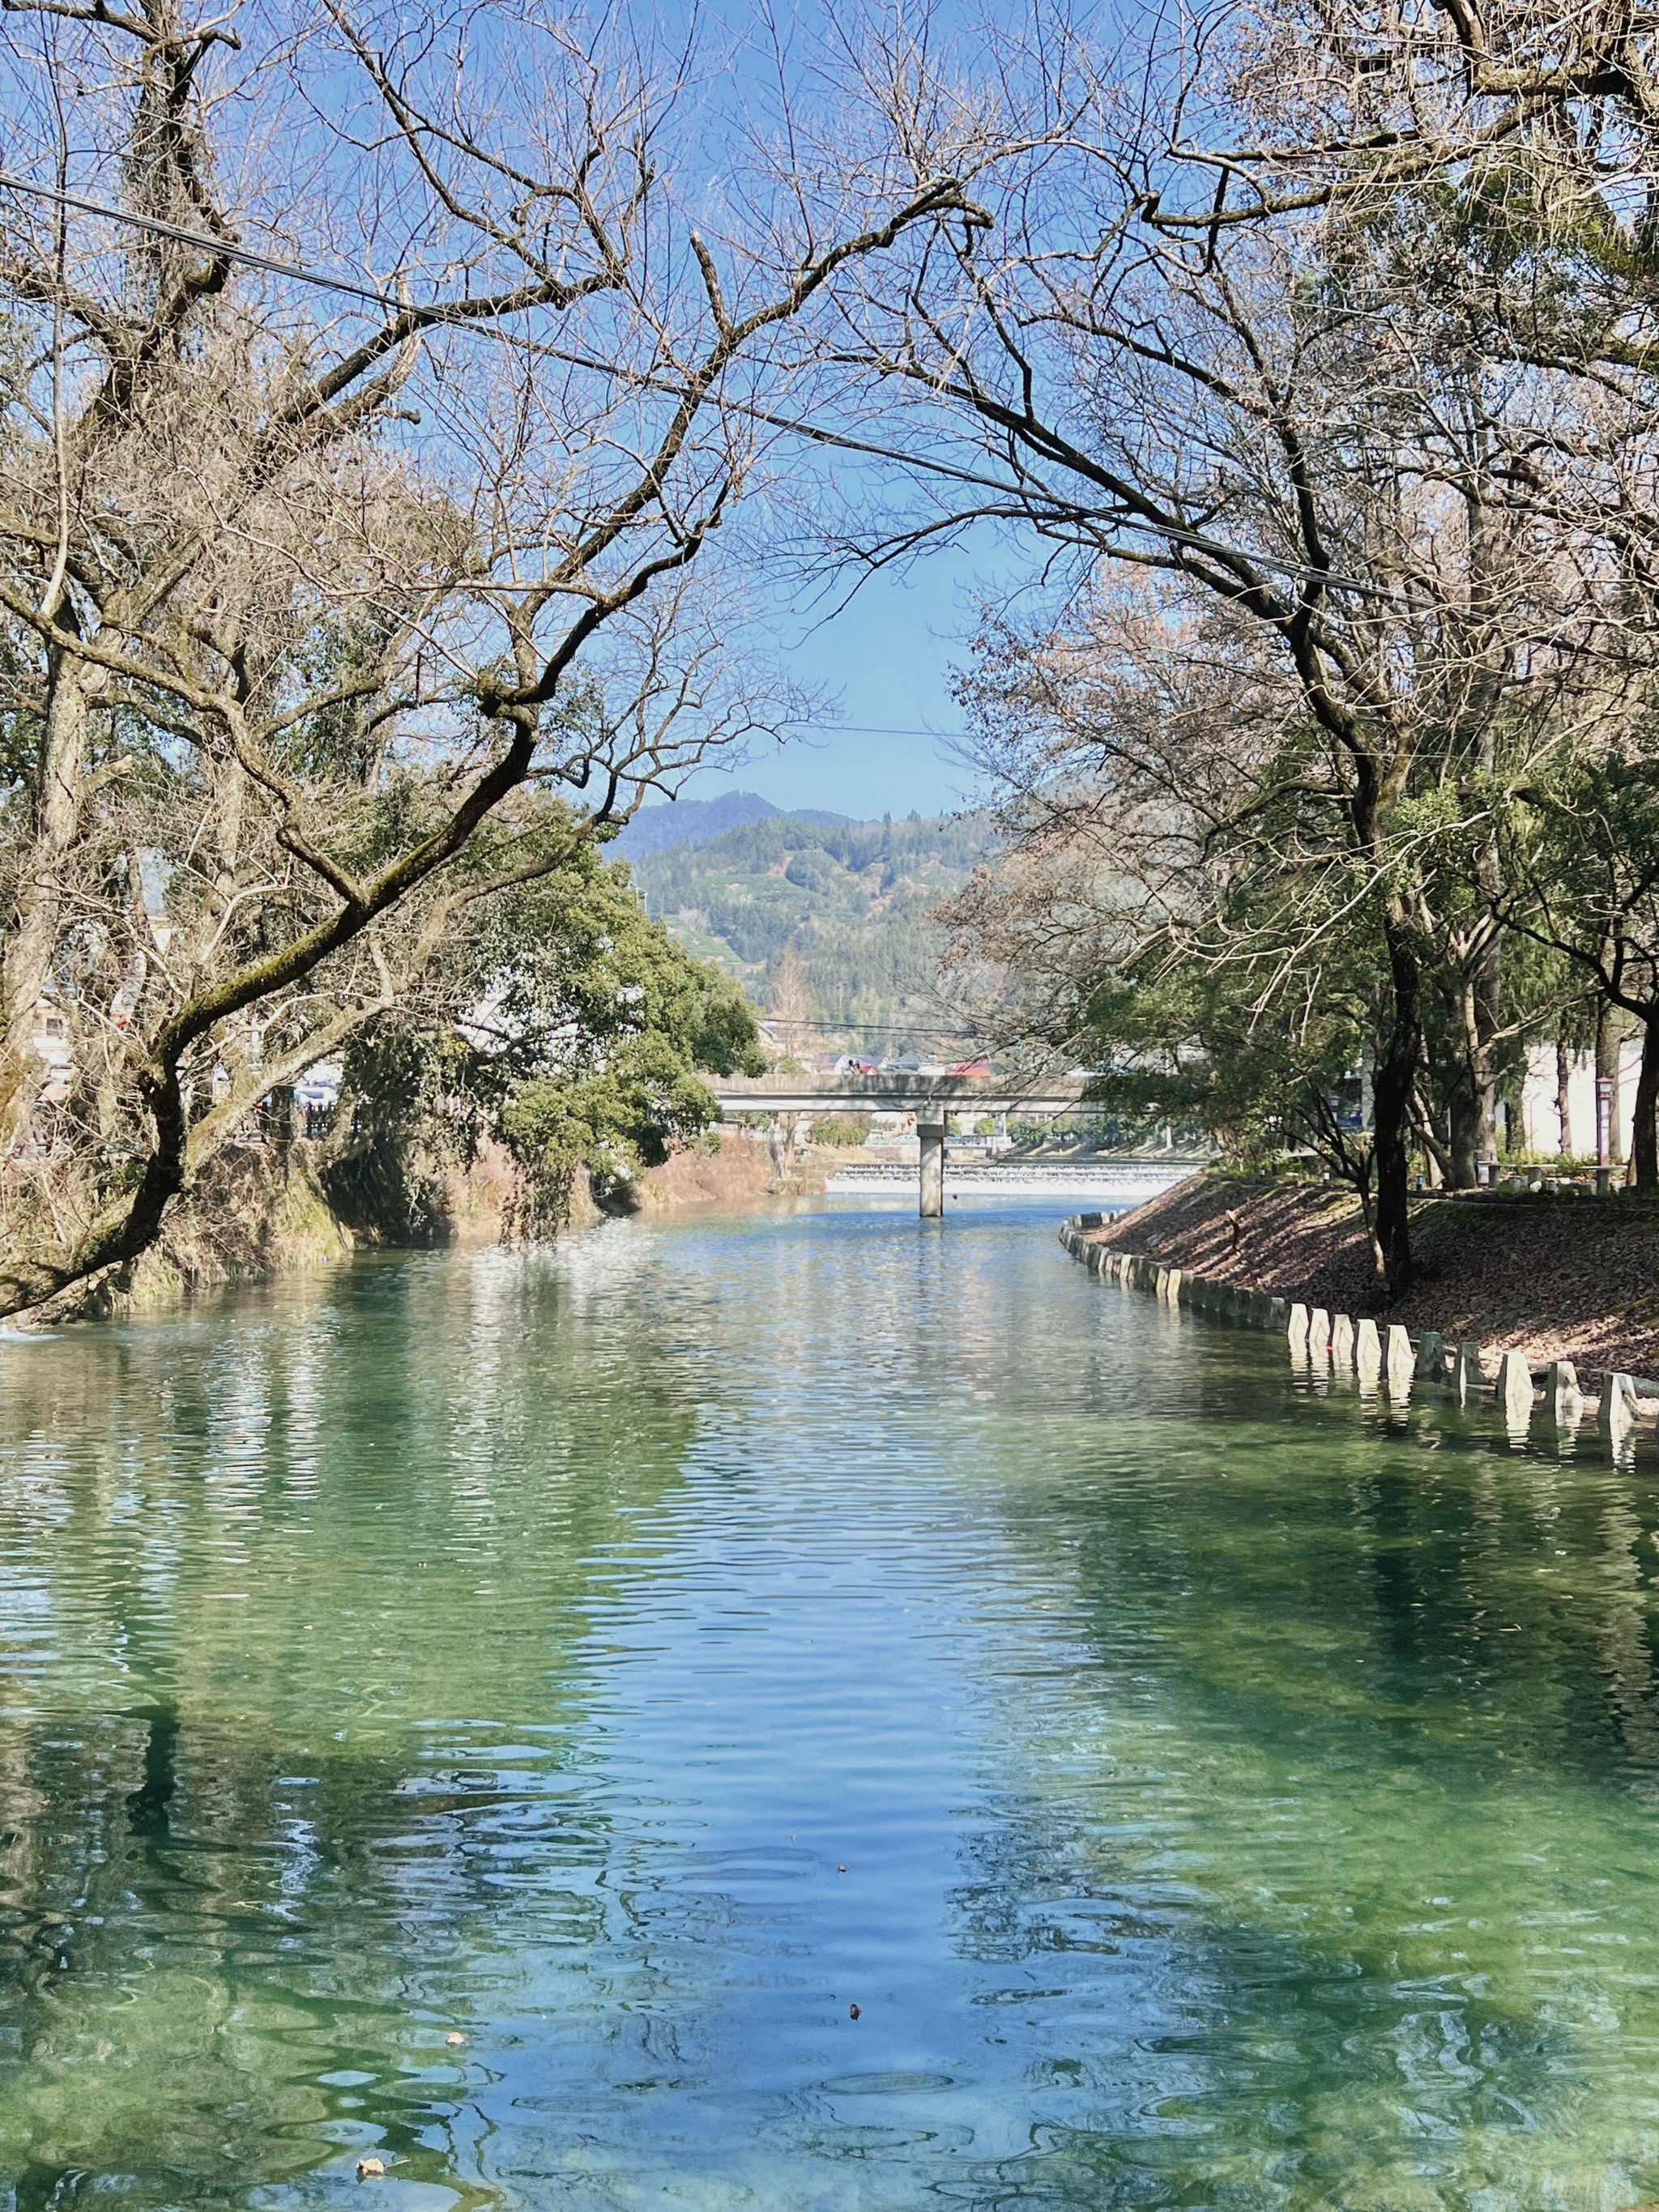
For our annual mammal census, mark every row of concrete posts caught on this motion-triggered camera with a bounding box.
[1060,1217,1648,1447]
[1283,1301,1640,1440]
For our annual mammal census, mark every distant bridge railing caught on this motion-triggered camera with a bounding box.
[710,1072,1091,1116]
[711,1072,1209,1216]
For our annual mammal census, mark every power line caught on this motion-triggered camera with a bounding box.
[0,172,396,308]
[808,725,967,739]
[758,1017,979,1038]
[0,177,1398,607]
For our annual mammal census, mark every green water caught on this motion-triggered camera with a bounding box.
[1,1198,1658,2209]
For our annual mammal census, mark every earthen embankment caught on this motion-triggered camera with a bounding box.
[1090,1172,1659,1375]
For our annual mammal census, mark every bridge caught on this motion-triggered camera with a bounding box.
[709,1071,1191,1217]
[710,1072,1090,1117]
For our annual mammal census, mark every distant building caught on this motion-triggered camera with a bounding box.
[1519,1038,1643,1157]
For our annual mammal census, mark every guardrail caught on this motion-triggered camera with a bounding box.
[714,1073,1091,1115]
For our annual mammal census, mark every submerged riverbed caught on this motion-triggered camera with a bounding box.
[1,1196,1658,2208]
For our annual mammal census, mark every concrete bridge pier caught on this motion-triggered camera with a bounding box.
[919,1113,946,1217]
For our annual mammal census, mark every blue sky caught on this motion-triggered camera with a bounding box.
[676,544,999,821]
[633,0,1044,826]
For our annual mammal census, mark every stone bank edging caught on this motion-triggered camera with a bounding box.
[1059,1214,1659,1445]
[1059,1214,1290,1334]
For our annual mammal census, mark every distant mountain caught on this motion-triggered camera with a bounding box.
[613,791,850,862]
[629,810,988,1051]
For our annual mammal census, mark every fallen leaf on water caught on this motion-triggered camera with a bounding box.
[356,2155,386,2180]
[446,2031,466,2047]
[836,1863,847,1873]
[848,2003,861,2020]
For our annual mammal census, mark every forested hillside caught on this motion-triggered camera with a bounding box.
[612,791,849,862]
[629,813,987,1050]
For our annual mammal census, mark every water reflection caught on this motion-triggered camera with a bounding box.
[0,1208,1654,2206]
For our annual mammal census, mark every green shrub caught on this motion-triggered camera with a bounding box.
[813,1114,872,1147]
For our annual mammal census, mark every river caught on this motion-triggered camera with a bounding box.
[0,1194,1657,2209]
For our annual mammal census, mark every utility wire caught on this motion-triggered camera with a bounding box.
[757,1017,981,1038]
[0,174,1398,605]
[804,724,966,739]
[0,172,396,308]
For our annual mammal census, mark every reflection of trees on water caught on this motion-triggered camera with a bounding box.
[12,1210,1659,2207]
[0,1250,706,2197]
[953,1340,1659,2210]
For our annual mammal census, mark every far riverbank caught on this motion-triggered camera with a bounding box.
[27,1128,835,1327]
[1093,1171,1659,1375]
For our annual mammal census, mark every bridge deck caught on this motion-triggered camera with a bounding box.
[711,1073,1090,1115]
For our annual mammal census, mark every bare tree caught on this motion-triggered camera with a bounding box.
[814,27,1623,1289]
[0,0,982,1315]
[1128,0,1659,1191]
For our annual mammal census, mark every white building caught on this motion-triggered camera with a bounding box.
[1518,1036,1645,1158]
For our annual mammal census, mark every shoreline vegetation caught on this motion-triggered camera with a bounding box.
[1090,1172,1659,1379]
[24,1130,831,1326]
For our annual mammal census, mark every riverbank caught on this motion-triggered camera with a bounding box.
[1094,1170,1659,1374]
[624,1130,832,1213]
[19,1140,356,1323]
[22,1127,837,1323]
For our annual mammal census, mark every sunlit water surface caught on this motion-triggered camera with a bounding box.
[0,1196,1657,2210]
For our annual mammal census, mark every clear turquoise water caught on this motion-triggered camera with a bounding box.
[0,1196,1657,2209]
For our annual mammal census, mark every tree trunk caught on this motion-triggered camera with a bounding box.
[1598,999,1628,1166]
[1444,944,1502,1188]
[1634,1016,1659,1193]
[1556,1037,1573,1156]
[1472,929,1503,1167]
[1371,915,1423,1298]
[1447,1077,1478,1187]
[0,656,104,1161]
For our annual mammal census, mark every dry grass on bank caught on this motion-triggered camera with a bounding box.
[28,1140,356,1323]
[633,1132,792,1210]
[1093,1174,1659,1374]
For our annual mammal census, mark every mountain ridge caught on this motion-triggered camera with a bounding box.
[612,790,851,862]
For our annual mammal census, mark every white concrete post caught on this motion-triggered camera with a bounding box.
[1385,1324,1415,1396]
[1547,1360,1580,1428]
[1355,1318,1382,1383]
[1308,1308,1331,1359]
[918,1115,945,1218]
[1330,1314,1355,1368]
[1452,1343,1482,1400]
[1287,1302,1310,1350]
[1496,1350,1534,1430]
[1598,1370,1636,1440]
[1414,1330,1445,1383]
